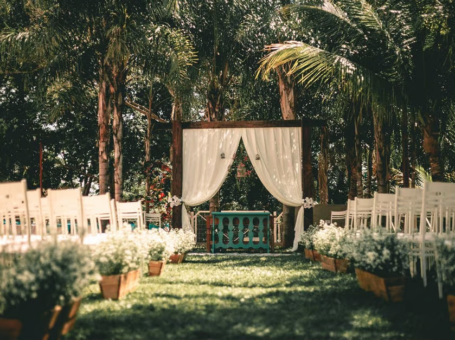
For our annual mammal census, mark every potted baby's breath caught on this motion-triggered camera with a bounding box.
[0,240,99,340]
[299,224,320,261]
[434,235,455,331]
[168,229,196,264]
[93,229,148,299]
[345,228,409,302]
[313,223,350,273]
[145,230,174,276]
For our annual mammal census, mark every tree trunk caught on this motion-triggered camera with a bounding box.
[410,110,417,188]
[401,106,410,187]
[354,116,363,198]
[98,75,110,195]
[318,126,329,204]
[209,192,220,213]
[345,118,357,200]
[373,109,389,193]
[423,116,444,182]
[277,66,295,120]
[365,141,373,198]
[145,92,153,213]
[283,204,295,248]
[110,65,126,202]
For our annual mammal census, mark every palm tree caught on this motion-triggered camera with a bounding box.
[257,0,455,190]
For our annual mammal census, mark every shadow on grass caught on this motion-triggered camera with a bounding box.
[64,256,454,340]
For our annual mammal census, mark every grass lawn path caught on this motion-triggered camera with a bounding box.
[65,255,452,340]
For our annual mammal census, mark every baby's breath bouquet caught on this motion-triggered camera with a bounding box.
[93,229,148,276]
[299,224,319,250]
[434,235,455,295]
[313,222,350,259]
[145,229,175,261]
[345,228,409,277]
[169,228,196,254]
[0,241,99,318]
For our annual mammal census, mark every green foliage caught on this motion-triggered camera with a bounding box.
[0,240,99,318]
[313,221,351,259]
[435,235,455,294]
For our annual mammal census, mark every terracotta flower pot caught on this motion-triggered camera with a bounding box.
[304,249,315,261]
[169,253,185,264]
[448,294,455,332]
[355,268,405,302]
[99,269,140,300]
[321,255,349,273]
[148,260,166,276]
[50,297,82,338]
[0,305,61,340]
[313,250,322,262]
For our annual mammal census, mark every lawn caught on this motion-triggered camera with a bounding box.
[66,255,452,340]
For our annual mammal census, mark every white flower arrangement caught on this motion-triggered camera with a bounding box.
[303,197,317,209]
[93,229,149,276]
[434,234,455,294]
[0,241,99,318]
[168,228,196,254]
[168,195,183,208]
[344,228,409,276]
[299,224,320,250]
[313,221,350,259]
[144,229,175,261]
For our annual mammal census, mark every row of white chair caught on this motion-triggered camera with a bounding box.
[334,182,455,293]
[0,180,162,244]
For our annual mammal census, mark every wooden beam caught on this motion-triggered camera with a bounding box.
[171,120,183,228]
[154,119,326,130]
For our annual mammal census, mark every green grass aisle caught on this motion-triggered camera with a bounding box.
[65,255,452,340]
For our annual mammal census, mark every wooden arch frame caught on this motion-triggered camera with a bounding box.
[156,118,326,233]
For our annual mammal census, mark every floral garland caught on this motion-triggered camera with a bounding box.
[303,197,317,209]
[168,195,183,208]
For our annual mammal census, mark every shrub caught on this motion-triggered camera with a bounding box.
[93,229,148,276]
[313,222,350,259]
[434,235,455,295]
[145,229,175,261]
[169,228,196,254]
[344,228,409,276]
[299,224,319,250]
[0,240,99,318]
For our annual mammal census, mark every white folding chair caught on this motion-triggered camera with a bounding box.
[0,179,31,244]
[372,193,395,231]
[345,199,355,229]
[144,212,161,228]
[353,198,374,230]
[116,201,143,229]
[83,193,115,235]
[48,188,85,236]
[419,182,455,286]
[331,210,347,225]
[27,189,44,236]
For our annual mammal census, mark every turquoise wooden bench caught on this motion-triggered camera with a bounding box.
[209,211,272,253]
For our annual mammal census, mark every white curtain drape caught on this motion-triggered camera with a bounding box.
[180,127,306,249]
[242,127,305,250]
[181,128,242,230]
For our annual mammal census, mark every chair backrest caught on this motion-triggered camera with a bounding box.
[0,179,30,241]
[394,187,423,233]
[145,212,162,228]
[345,200,355,229]
[83,193,114,235]
[420,182,455,234]
[27,188,44,235]
[116,201,143,229]
[372,193,395,230]
[353,198,374,229]
[48,188,84,235]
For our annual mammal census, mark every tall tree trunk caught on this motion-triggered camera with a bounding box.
[318,126,329,204]
[145,91,153,213]
[373,109,389,193]
[354,116,363,198]
[277,67,295,120]
[345,118,357,200]
[401,105,410,187]
[410,110,417,188]
[110,65,126,202]
[98,74,110,195]
[365,141,374,198]
[423,115,444,182]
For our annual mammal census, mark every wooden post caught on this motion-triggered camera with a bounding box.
[39,142,43,197]
[171,120,183,228]
[302,123,313,230]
